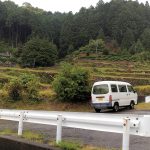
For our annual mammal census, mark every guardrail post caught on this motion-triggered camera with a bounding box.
[122,117,130,150]
[56,114,63,143]
[18,112,24,136]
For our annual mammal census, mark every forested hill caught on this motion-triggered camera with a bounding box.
[0,0,150,65]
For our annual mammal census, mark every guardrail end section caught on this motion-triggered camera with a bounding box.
[140,115,150,137]
[122,117,130,150]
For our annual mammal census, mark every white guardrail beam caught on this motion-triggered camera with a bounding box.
[0,109,150,150]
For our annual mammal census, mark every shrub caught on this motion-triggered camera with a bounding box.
[19,74,40,101]
[6,73,40,101]
[102,48,109,55]
[52,63,90,102]
[7,78,22,101]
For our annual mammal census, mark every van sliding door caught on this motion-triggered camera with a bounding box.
[118,85,128,106]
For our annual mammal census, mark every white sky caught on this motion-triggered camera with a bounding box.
[1,0,149,13]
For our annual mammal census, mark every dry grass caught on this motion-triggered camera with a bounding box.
[81,145,119,150]
[22,130,44,143]
[51,141,119,150]
[0,129,44,143]
[0,99,93,112]
[0,129,16,135]
[135,102,150,110]
[39,88,56,101]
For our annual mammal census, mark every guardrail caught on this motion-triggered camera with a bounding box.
[0,109,150,150]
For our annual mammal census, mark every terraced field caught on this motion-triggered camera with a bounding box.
[1,59,150,91]
[0,59,150,108]
[76,59,150,97]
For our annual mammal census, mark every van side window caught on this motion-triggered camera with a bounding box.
[118,85,127,92]
[127,85,134,92]
[111,84,118,92]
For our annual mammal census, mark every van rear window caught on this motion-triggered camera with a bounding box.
[93,84,109,94]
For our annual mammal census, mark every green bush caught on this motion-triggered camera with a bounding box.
[6,74,39,101]
[7,78,22,101]
[52,63,90,102]
[19,74,40,101]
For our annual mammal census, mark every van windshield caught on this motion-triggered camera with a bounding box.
[93,84,109,94]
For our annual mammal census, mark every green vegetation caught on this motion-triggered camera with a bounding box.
[135,85,150,95]
[7,78,22,101]
[0,129,16,135]
[0,59,149,110]
[54,141,118,150]
[0,0,150,66]
[0,0,149,110]
[55,141,81,150]
[22,130,44,143]
[52,63,90,101]
[17,37,58,67]
[5,74,39,101]
[0,0,149,148]
[0,129,119,150]
[0,129,43,143]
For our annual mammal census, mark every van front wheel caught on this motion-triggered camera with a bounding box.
[113,103,119,112]
[94,108,101,113]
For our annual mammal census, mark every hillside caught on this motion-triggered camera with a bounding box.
[0,0,150,110]
[0,56,150,96]
[0,0,150,66]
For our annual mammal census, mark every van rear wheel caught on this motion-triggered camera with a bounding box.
[130,101,135,109]
[113,103,119,112]
[94,108,101,113]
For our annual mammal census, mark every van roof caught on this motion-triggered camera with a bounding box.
[93,81,131,86]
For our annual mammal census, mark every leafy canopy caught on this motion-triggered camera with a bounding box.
[20,37,58,67]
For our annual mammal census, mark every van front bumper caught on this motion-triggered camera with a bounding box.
[92,102,112,109]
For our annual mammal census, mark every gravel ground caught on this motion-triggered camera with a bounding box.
[0,109,150,150]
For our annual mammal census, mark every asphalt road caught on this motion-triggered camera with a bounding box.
[0,109,150,150]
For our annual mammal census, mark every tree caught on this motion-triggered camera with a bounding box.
[52,63,90,101]
[140,28,150,50]
[121,29,135,50]
[80,39,105,54]
[129,39,144,54]
[0,0,150,59]
[20,37,58,67]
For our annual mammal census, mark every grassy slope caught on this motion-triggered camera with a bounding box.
[0,57,150,110]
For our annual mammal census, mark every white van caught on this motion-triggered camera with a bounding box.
[91,81,138,112]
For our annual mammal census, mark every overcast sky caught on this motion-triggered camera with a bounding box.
[1,0,149,13]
